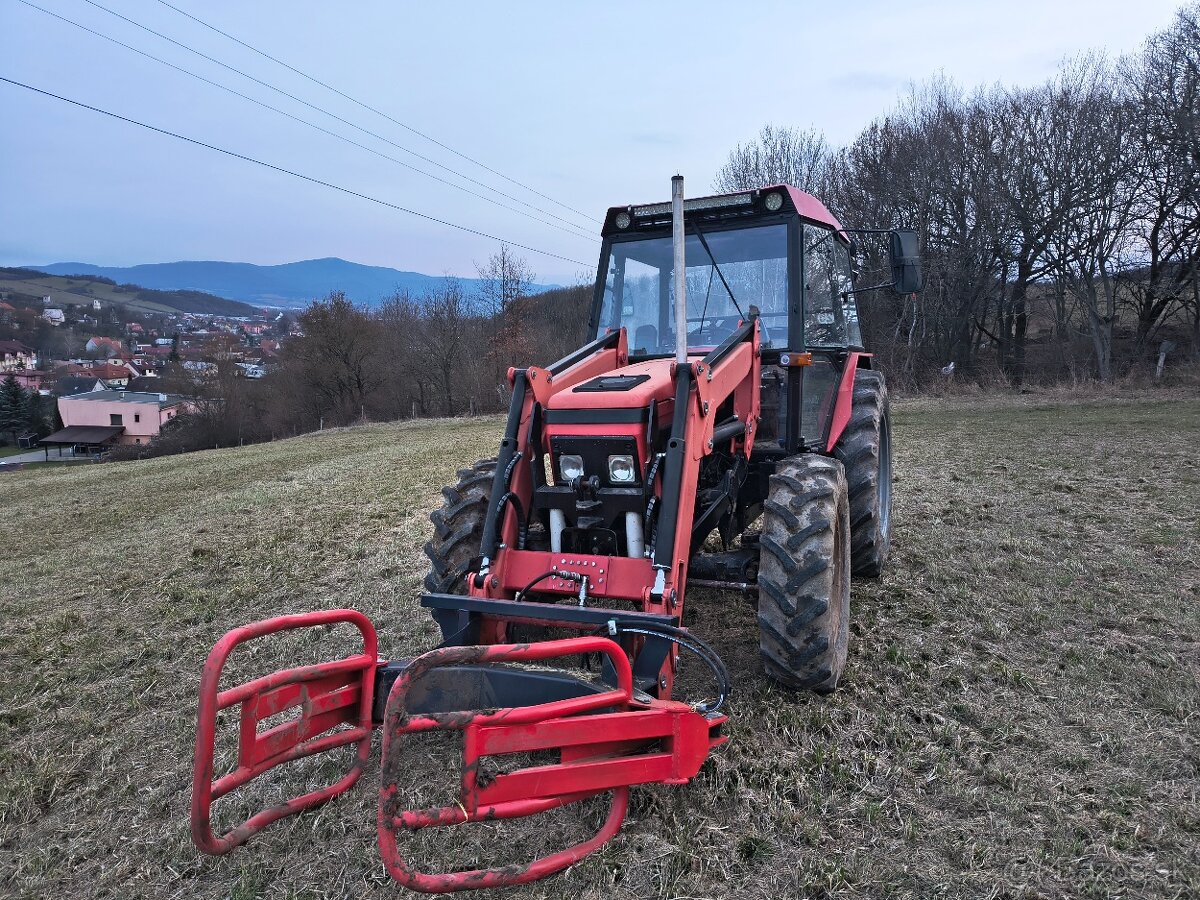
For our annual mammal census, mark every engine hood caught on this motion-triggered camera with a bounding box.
[545,357,679,411]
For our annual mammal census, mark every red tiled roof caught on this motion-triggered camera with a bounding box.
[89,363,131,379]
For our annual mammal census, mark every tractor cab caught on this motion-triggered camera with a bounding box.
[593,185,861,360]
[587,186,872,457]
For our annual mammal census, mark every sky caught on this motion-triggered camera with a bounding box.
[0,0,1187,285]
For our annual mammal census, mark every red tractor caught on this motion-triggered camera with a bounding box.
[189,179,922,892]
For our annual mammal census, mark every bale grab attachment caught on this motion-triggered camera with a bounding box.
[191,612,725,893]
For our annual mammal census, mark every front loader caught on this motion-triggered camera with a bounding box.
[189,177,923,891]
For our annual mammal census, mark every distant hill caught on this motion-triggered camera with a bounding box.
[27,257,561,308]
[0,267,259,317]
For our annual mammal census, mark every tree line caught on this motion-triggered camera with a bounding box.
[716,4,1199,385]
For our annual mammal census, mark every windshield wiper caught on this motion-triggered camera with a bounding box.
[698,265,716,334]
[691,220,746,322]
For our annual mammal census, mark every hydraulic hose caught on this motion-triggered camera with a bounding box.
[493,450,528,549]
[595,619,730,714]
[494,492,528,550]
[515,569,585,602]
[643,453,665,557]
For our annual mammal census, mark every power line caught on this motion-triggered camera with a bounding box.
[16,0,596,243]
[153,0,598,224]
[76,0,597,236]
[0,76,594,268]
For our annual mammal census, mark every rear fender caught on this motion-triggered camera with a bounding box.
[824,351,869,452]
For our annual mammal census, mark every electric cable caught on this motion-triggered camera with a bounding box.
[152,0,599,224]
[0,77,592,268]
[15,0,596,243]
[74,0,596,235]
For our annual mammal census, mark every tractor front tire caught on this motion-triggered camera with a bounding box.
[833,369,892,578]
[757,454,852,693]
[423,458,496,593]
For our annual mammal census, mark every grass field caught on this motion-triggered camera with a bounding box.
[1,396,1197,899]
[0,271,256,317]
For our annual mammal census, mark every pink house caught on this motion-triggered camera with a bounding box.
[54,390,187,447]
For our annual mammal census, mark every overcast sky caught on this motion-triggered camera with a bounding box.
[0,0,1186,284]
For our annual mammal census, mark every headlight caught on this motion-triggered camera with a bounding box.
[607,454,636,484]
[614,211,632,229]
[764,191,783,212]
[558,454,585,482]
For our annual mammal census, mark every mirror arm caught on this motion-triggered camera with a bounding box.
[842,282,894,296]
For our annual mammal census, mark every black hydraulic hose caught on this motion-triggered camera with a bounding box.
[644,453,664,494]
[515,569,584,601]
[595,619,731,714]
[494,492,528,550]
[643,453,665,556]
[501,450,522,487]
[629,620,730,697]
[493,450,528,549]
[644,497,659,558]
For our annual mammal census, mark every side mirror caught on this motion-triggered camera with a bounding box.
[889,229,923,294]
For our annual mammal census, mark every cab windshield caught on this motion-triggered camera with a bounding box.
[595,223,788,353]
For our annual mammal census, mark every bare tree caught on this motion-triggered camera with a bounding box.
[377,290,437,416]
[1044,55,1139,381]
[420,279,472,416]
[274,291,383,428]
[476,245,535,318]
[714,125,831,194]
[1122,2,1200,356]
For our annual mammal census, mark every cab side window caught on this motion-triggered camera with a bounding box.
[802,225,845,347]
[832,242,863,348]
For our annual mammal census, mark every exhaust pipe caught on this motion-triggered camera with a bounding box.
[672,175,687,365]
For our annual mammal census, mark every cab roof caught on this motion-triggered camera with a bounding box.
[601,184,845,238]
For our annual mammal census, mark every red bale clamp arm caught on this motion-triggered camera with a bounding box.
[377,636,726,893]
[191,609,378,855]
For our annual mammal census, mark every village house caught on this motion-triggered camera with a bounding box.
[86,336,125,356]
[46,390,188,453]
[0,340,37,371]
[42,308,65,326]
[86,362,136,388]
[10,370,49,392]
[55,376,107,396]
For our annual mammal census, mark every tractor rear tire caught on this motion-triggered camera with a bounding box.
[833,369,892,578]
[757,454,852,693]
[423,458,496,594]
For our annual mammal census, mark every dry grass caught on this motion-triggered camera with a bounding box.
[1,398,1197,899]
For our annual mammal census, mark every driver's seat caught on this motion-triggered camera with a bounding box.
[634,324,658,354]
